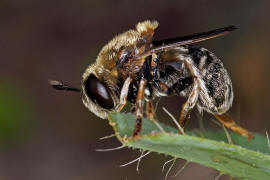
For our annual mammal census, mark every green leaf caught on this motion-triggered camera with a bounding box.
[0,79,33,146]
[108,112,270,180]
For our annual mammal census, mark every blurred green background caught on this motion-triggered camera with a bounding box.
[0,1,270,180]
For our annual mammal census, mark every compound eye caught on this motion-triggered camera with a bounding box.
[84,74,114,110]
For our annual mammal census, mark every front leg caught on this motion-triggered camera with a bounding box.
[116,77,133,112]
[133,78,147,137]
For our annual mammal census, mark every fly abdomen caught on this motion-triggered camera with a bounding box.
[152,63,193,97]
[184,45,234,114]
[185,45,214,70]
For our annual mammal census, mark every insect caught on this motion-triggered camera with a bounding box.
[49,20,253,140]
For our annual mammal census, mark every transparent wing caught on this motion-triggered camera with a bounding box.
[134,26,236,60]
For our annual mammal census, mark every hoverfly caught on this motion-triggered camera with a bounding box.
[49,20,253,139]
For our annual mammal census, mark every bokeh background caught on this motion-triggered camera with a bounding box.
[0,1,270,180]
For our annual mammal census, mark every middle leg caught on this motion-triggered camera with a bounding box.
[146,100,154,120]
[133,78,147,137]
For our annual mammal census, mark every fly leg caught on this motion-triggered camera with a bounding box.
[116,77,133,112]
[214,113,253,140]
[179,78,199,132]
[178,57,200,133]
[146,100,154,120]
[133,78,147,137]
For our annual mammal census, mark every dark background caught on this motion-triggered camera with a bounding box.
[0,1,270,180]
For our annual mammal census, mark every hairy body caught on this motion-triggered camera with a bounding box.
[50,20,252,139]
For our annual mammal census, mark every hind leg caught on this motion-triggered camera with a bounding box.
[179,78,199,131]
[178,56,201,132]
[214,113,253,140]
